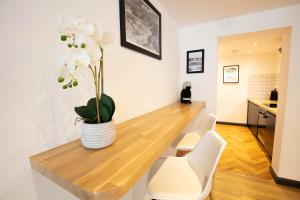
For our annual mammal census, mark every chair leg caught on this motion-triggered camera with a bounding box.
[209,192,213,200]
[176,150,190,157]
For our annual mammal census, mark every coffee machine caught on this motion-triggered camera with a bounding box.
[181,81,192,104]
[270,88,278,101]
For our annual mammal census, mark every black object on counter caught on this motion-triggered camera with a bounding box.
[264,103,277,108]
[270,89,278,101]
[181,81,192,104]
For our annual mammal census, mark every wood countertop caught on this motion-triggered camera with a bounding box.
[248,98,277,115]
[30,102,206,200]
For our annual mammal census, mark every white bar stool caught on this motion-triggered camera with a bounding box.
[176,113,217,154]
[147,131,227,200]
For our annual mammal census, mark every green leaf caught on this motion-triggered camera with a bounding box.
[100,94,115,119]
[87,97,104,121]
[100,106,111,123]
[87,98,97,110]
[74,106,97,122]
[80,94,115,123]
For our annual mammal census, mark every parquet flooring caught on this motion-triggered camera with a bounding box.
[205,124,300,200]
[206,170,300,200]
[216,124,273,180]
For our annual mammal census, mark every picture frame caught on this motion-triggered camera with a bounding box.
[223,65,239,83]
[186,49,204,73]
[119,0,162,60]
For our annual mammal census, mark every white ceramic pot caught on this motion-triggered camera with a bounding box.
[80,120,116,149]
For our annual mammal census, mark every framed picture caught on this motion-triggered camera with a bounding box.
[119,0,162,60]
[223,65,239,83]
[187,49,204,73]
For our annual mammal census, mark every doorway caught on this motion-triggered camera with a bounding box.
[215,27,291,180]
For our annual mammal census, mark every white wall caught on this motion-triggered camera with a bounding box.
[217,52,279,124]
[179,5,300,181]
[179,28,218,116]
[0,0,180,199]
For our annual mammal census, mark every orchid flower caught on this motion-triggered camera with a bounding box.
[56,16,115,123]
[99,31,115,50]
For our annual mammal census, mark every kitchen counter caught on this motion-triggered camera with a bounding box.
[30,102,205,200]
[248,98,277,115]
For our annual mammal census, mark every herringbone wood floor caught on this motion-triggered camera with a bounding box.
[216,124,273,180]
[205,124,300,200]
[206,170,300,200]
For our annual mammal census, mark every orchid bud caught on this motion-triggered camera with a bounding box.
[73,80,78,86]
[58,76,64,83]
[61,35,67,41]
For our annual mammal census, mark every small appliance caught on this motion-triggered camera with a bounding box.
[181,81,192,104]
[270,88,278,101]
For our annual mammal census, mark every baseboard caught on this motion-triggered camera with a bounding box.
[269,166,300,189]
[216,121,247,127]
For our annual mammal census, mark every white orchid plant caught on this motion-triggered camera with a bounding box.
[57,16,115,124]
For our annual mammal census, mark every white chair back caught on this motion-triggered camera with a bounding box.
[197,113,217,136]
[186,131,227,199]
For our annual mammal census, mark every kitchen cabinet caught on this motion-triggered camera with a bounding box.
[247,100,276,158]
[257,111,276,157]
[247,101,259,137]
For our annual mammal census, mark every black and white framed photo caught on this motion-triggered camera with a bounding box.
[223,65,239,83]
[119,0,162,60]
[187,49,204,73]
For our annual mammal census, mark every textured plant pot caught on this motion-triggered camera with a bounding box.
[80,120,116,149]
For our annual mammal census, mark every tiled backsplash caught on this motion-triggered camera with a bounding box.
[275,73,279,90]
[248,73,278,99]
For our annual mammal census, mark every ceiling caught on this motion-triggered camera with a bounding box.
[159,0,300,27]
[218,28,286,57]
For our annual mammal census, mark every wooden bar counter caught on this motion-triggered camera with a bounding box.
[30,102,205,200]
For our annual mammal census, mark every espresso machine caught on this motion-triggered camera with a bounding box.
[181,81,192,104]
